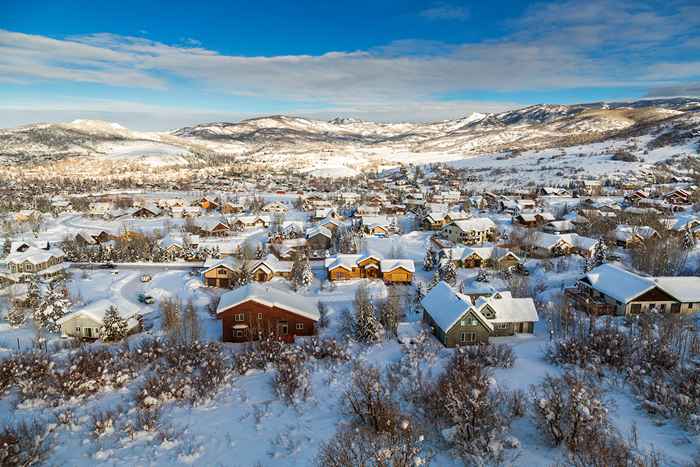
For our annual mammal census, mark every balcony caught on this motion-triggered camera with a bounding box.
[564,287,617,316]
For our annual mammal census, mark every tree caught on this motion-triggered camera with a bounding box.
[1,237,10,256]
[682,230,695,250]
[439,257,457,286]
[428,270,441,290]
[6,302,26,327]
[33,282,69,333]
[475,269,488,282]
[26,276,41,310]
[182,300,200,343]
[317,301,330,329]
[379,287,401,338]
[353,284,384,344]
[99,305,129,341]
[423,251,434,271]
[592,240,607,268]
[291,254,314,290]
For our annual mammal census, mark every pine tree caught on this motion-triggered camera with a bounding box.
[99,305,128,341]
[1,237,10,256]
[682,230,695,250]
[26,276,41,310]
[439,258,457,286]
[300,256,314,288]
[33,282,69,333]
[592,240,607,268]
[476,269,489,282]
[428,270,441,290]
[583,256,593,273]
[6,302,26,327]
[423,251,434,271]
[353,284,384,344]
[317,301,329,329]
[290,254,313,290]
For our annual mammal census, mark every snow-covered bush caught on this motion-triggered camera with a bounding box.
[91,409,118,438]
[530,372,610,452]
[317,417,431,467]
[6,302,26,327]
[273,347,311,404]
[0,419,54,467]
[460,344,516,368]
[424,353,512,464]
[352,284,384,344]
[33,282,70,333]
[344,364,399,433]
[298,338,350,363]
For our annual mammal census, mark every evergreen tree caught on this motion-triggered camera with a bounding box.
[439,258,457,286]
[6,302,26,327]
[33,282,69,333]
[583,256,593,273]
[1,237,10,256]
[300,256,314,288]
[26,276,41,310]
[475,269,489,282]
[428,270,441,290]
[682,230,695,250]
[317,301,329,329]
[423,251,434,271]
[182,300,200,343]
[592,240,608,268]
[353,284,384,344]
[291,254,313,290]
[99,305,128,341]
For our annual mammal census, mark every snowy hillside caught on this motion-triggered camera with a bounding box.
[1,98,698,177]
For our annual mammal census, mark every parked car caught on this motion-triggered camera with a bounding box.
[99,263,116,269]
[137,294,156,305]
[141,274,152,283]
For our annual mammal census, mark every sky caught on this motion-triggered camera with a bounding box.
[1,0,700,130]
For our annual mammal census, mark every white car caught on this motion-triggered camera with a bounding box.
[141,274,152,282]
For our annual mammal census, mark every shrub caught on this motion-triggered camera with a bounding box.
[273,348,311,404]
[345,364,399,433]
[0,419,54,466]
[460,344,516,368]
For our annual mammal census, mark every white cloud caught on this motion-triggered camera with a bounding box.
[419,3,470,21]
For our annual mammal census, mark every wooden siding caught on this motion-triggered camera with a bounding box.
[218,299,316,343]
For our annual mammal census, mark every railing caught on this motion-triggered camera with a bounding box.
[564,287,616,315]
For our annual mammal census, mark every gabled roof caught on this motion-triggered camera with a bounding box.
[379,259,415,273]
[57,298,140,328]
[252,254,293,274]
[584,264,656,304]
[421,281,493,332]
[473,292,538,323]
[306,225,332,239]
[448,218,496,232]
[216,283,319,321]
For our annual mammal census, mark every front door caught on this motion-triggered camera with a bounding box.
[278,321,289,336]
[85,328,93,338]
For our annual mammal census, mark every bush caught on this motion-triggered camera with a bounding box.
[344,364,399,433]
[530,372,610,452]
[460,344,516,368]
[0,419,54,466]
[273,348,311,404]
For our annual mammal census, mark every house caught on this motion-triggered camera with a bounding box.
[57,299,141,340]
[442,246,520,269]
[4,243,66,280]
[566,263,700,316]
[171,206,202,218]
[421,281,538,347]
[216,283,319,342]
[222,202,245,214]
[542,220,577,234]
[251,254,293,282]
[195,217,231,237]
[379,259,415,284]
[325,254,413,284]
[527,232,598,258]
[441,218,497,245]
[318,217,341,233]
[306,225,332,251]
[356,204,381,217]
[131,204,162,218]
[612,225,659,249]
[663,189,691,205]
[360,215,395,237]
[229,215,270,230]
[14,210,39,222]
[200,197,220,211]
[270,238,308,261]
[202,257,239,288]
[325,254,383,281]
[262,202,288,214]
[158,236,186,255]
[421,210,470,231]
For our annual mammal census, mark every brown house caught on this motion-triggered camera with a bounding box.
[216,283,319,342]
[202,259,238,288]
[325,254,383,281]
[200,197,220,211]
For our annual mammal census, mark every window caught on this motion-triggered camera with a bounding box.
[75,327,81,335]
[460,332,475,343]
[218,268,227,275]
[496,323,508,329]
[296,323,304,330]
[235,313,245,322]
[235,329,244,337]
[257,313,263,320]
[279,322,289,335]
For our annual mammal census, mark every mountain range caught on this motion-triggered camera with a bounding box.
[1,98,698,178]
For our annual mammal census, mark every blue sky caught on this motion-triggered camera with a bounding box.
[1,0,700,129]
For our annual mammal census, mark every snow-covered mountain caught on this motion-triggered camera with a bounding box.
[1,98,698,173]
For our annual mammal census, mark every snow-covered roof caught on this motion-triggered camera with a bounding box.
[216,283,319,321]
[473,292,539,323]
[584,264,656,304]
[421,281,476,332]
[379,259,415,273]
[252,254,293,274]
[449,218,496,232]
[58,298,140,328]
[306,225,332,239]
[653,277,700,303]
